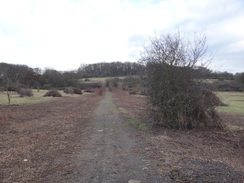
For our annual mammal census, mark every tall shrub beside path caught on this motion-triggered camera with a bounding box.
[140,31,222,129]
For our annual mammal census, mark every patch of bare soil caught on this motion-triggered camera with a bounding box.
[112,90,244,182]
[0,94,102,183]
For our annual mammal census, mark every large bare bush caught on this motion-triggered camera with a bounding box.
[140,31,222,129]
[44,89,62,97]
[64,87,74,95]
[73,88,83,95]
[64,87,83,95]
[18,88,33,97]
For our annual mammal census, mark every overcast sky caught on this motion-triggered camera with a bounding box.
[0,0,243,73]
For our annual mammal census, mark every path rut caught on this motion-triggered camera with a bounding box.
[73,91,165,183]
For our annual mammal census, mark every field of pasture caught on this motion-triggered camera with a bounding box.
[0,89,86,106]
[217,91,244,115]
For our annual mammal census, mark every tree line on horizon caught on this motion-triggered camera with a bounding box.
[0,62,145,90]
[0,61,243,90]
[79,62,145,77]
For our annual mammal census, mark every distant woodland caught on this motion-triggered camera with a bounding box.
[0,62,144,89]
[79,62,145,77]
[0,62,243,90]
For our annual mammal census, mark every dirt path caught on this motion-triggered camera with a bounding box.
[73,90,166,183]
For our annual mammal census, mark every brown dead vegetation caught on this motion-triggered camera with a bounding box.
[0,94,101,182]
[64,87,83,95]
[73,88,83,95]
[44,89,62,97]
[112,90,244,182]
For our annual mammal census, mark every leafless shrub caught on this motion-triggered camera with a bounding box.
[140,31,222,129]
[44,89,62,97]
[18,88,33,97]
[73,88,83,95]
[64,87,83,95]
[64,87,74,95]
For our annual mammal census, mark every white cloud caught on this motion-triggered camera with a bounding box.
[0,0,243,72]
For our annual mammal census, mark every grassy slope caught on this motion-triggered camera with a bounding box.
[216,92,244,115]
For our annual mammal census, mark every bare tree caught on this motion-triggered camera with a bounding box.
[140,31,222,129]
[0,68,21,106]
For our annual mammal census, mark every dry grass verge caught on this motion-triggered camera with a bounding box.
[0,94,102,183]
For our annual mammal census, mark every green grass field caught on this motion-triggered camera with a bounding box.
[216,92,244,115]
[0,89,83,106]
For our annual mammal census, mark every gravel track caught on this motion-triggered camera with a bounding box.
[73,90,166,183]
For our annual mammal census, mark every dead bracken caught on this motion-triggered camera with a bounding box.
[44,89,62,97]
